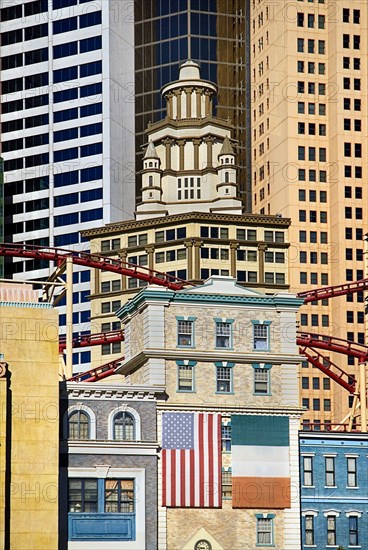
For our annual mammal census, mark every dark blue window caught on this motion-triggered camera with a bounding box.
[53,42,78,58]
[2,78,23,94]
[54,108,78,122]
[54,128,78,142]
[79,36,102,53]
[55,233,79,247]
[80,188,102,202]
[80,103,102,117]
[80,166,102,182]
[80,122,102,137]
[2,99,24,114]
[53,17,78,34]
[1,4,22,21]
[25,94,49,109]
[55,193,79,207]
[54,148,78,162]
[54,170,79,187]
[25,153,49,167]
[53,0,77,8]
[80,311,90,323]
[25,114,49,128]
[24,47,48,65]
[79,61,102,78]
[80,271,90,282]
[25,72,49,89]
[54,89,78,103]
[80,351,91,363]
[59,314,66,326]
[79,11,101,28]
[24,23,48,41]
[81,208,103,222]
[24,0,48,16]
[54,66,78,83]
[54,213,79,227]
[80,82,102,98]
[80,142,102,157]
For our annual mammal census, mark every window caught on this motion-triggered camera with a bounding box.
[297,38,304,52]
[325,457,335,486]
[177,319,194,347]
[113,412,135,441]
[68,410,89,440]
[327,516,336,545]
[222,470,232,499]
[215,321,232,349]
[68,479,98,512]
[347,457,357,487]
[221,423,231,452]
[303,457,313,486]
[253,323,269,350]
[305,515,314,545]
[216,366,232,393]
[177,364,194,392]
[254,366,270,394]
[257,518,273,545]
[105,479,134,513]
[349,516,359,546]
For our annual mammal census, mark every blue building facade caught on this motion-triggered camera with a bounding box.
[300,432,368,549]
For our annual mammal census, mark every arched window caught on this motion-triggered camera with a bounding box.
[113,412,135,441]
[225,171,229,183]
[225,157,229,164]
[149,161,153,167]
[149,175,153,186]
[68,410,90,440]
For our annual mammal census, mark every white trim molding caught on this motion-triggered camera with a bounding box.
[63,404,97,439]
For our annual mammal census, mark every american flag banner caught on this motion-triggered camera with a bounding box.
[162,412,222,508]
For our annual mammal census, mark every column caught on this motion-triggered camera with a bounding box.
[193,139,201,170]
[166,93,173,118]
[175,90,181,119]
[184,240,194,280]
[204,136,215,168]
[178,140,186,171]
[195,88,202,117]
[230,241,239,278]
[192,238,203,281]
[185,87,193,118]
[257,243,267,284]
[204,90,212,116]
[163,138,172,171]
[145,245,155,271]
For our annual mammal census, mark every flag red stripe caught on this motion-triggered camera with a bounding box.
[162,449,167,506]
[199,414,204,507]
[180,449,186,507]
[208,413,214,508]
[190,448,195,507]
[217,415,222,508]
[171,451,176,506]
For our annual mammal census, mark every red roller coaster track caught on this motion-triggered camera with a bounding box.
[1,242,367,387]
[0,243,189,290]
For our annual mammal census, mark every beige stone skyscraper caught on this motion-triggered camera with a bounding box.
[250,0,368,427]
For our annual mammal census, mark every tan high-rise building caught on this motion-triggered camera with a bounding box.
[250,0,368,427]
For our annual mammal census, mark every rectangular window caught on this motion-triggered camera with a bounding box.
[253,324,269,350]
[303,457,313,486]
[349,516,358,546]
[105,479,134,513]
[178,365,194,392]
[68,479,98,512]
[347,457,357,487]
[327,516,336,545]
[177,320,194,347]
[305,515,314,545]
[221,424,231,452]
[216,322,232,349]
[222,470,232,499]
[325,457,335,486]
[257,518,273,545]
[216,366,232,393]
[254,368,270,394]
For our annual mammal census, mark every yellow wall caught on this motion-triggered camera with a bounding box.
[0,305,59,549]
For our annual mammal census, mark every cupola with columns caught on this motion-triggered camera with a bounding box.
[136,60,243,220]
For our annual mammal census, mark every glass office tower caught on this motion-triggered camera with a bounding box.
[0,0,135,369]
[134,0,250,209]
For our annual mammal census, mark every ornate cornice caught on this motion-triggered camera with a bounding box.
[62,382,166,401]
[81,211,290,238]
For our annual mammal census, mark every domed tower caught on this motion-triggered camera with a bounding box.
[216,135,238,199]
[141,140,162,204]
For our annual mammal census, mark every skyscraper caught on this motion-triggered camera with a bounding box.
[0,0,135,367]
[250,0,368,426]
[134,0,250,208]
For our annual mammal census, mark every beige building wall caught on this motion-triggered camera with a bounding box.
[0,302,59,549]
[251,0,368,427]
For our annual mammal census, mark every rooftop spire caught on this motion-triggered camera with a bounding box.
[143,140,159,159]
[219,135,235,156]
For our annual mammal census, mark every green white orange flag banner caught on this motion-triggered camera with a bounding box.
[231,415,291,509]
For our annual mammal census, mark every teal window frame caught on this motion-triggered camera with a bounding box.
[215,362,234,394]
[252,320,271,351]
[252,363,272,395]
[176,360,196,392]
[214,318,234,350]
[176,316,196,348]
[255,514,275,546]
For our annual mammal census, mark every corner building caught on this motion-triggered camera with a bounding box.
[116,276,304,550]
[83,62,291,369]
[250,0,368,427]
